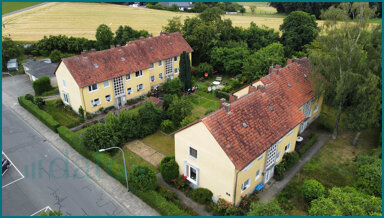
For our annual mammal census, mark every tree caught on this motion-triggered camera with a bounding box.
[162,16,183,33]
[209,42,250,75]
[240,7,246,15]
[243,22,279,50]
[49,49,63,63]
[105,112,123,146]
[301,179,326,202]
[82,123,119,151]
[32,76,52,95]
[309,186,382,216]
[137,102,162,138]
[195,62,213,77]
[178,51,192,90]
[118,109,139,141]
[308,3,380,139]
[199,7,224,24]
[247,200,285,216]
[356,156,382,197]
[95,24,114,50]
[162,78,183,96]
[166,96,193,127]
[114,25,150,45]
[269,2,339,19]
[128,166,157,192]
[2,37,23,70]
[192,2,209,13]
[250,6,256,15]
[280,11,319,56]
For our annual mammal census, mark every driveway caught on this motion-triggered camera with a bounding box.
[2,74,34,99]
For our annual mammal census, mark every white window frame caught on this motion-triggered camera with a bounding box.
[62,92,69,105]
[150,63,154,69]
[159,73,163,79]
[189,146,198,159]
[135,70,143,78]
[127,87,133,95]
[314,104,319,113]
[150,75,155,82]
[275,151,282,162]
[285,142,291,153]
[103,80,110,88]
[126,74,131,81]
[185,163,198,185]
[255,169,261,181]
[241,178,250,193]
[62,80,66,88]
[174,68,178,74]
[287,129,294,136]
[158,60,162,66]
[91,98,101,107]
[137,83,144,91]
[105,94,111,102]
[174,56,178,62]
[88,83,98,92]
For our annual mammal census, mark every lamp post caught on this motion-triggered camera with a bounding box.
[98,147,129,192]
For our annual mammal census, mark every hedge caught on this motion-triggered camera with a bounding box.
[57,126,89,158]
[18,96,60,132]
[214,90,230,101]
[298,133,319,156]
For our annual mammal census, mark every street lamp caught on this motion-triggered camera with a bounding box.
[98,147,129,192]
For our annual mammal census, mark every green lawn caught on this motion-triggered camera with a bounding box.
[43,100,80,128]
[368,18,382,23]
[2,2,41,14]
[141,131,175,156]
[39,88,59,97]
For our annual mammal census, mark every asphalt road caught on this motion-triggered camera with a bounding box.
[2,103,130,216]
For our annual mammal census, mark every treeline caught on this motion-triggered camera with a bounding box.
[270,2,382,18]
[146,2,245,13]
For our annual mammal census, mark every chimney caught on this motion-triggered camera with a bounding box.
[286,59,292,65]
[116,44,120,47]
[147,34,151,38]
[110,45,115,49]
[81,50,86,56]
[91,48,96,53]
[220,98,226,108]
[223,102,231,113]
[257,85,266,93]
[139,36,144,40]
[248,85,257,94]
[229,94,238,103]
[275,64,281,69]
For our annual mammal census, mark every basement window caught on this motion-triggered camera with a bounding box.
[93,63,99,68]
[189,147,197,159]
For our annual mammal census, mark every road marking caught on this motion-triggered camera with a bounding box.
[2,151,25,188]
[30,206,52,216]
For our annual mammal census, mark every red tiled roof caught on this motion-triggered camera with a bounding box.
[61,32,193,87]
[202,82,306,170]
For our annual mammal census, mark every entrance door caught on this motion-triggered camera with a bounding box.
[299,121,308,134]
[264,167,274,184]
[116,97,121,108]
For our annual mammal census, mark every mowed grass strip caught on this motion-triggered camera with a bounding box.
[141,130,175,156]
[2,2,42,15]
[3,2,301,41]
[43,100,80,128]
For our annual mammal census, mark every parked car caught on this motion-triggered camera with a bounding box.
[2,158,11,175]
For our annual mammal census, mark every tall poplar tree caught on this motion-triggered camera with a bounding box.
[179,51,192,90]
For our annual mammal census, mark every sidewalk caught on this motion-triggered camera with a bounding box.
[2,92,159,216]
[258,131,330,202]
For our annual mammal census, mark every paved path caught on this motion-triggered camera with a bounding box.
[2,3,50,17]
[2,76,159,216]
[126,140,165,167]
[157,174,212,216]
[258,131,330,202]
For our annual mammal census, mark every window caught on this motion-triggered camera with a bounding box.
[137,83,144,91]
[255,169,261,181]
[62,92,69,104]
[150,75,155,82]
[275,151,281,162]
[257,153,264,160]
[189,147,197,159]
[158,60,162,66]
[287,129,294,136]
[62,80,66,88]
[241,178,250,192]
[88,83,98,92]
[105,95,111,102]
[103,80,110,88]
[285,142,291,153]
[135,70,143,77]
[185,164,198,184]
[174,56,178,61]
[174,68,178,74]
[314,104,319,113]
[127,87,132,94]
[91,98,100,107]
[159,73,163,79]
[126,74,131,80]
[150,63,154,69]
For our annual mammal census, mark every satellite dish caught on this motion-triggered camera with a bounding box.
[208,86,212,92]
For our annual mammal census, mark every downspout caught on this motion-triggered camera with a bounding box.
[81,87,87,113]
[233,169,240,205]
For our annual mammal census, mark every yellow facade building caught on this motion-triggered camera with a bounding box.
[55,32,193,114]
[175,58,322,205]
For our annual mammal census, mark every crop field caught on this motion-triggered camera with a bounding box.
[2,2,298,42]
[2,2,42,15]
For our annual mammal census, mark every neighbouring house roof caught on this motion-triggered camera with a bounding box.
[7,59,18,70]
[22,59,58,79]
[175,58,313,170]
[61,32,193,88]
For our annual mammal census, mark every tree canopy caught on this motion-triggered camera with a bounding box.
[96,24,114,50]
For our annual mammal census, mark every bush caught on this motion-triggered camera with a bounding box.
[33,97,45,108]
[274,162,286,181]
[157,185,178,202]
[298,133,319,156]
[82,123,119,151]
[57,126,89,158]
[25,94,34,101]
[283,151,299,169]
[180,116,196,127]
[247,200,285,216]
[190,188,213,204]
[162,78,183,96]
[214,198,230,215]
[49,49,62,63]
[78,106,84,118]
[166,96,193,127]
[18,96,60,132]
[137,102,162,138]
[214,90,230,101]
[356,156,382,197]
[172,174,188,190]
[195,62,213,77]
[302,179,326,203]
[160,120,175,134]
[32,76,52,95]
[129,166,158,192]
[159,156,179,184]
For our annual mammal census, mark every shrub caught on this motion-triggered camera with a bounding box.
[160,120,175,134]
[157,185,178,202]
[214,90,230,101]
[214,198,230,215]
[204,108,216,115]
[190,188,213,204]
[129,166,158,192]
[172,174,187,190]
[166,96,193,127]
[162,78,183,96]
[195,62,213,77]
[159,156,179,184]
[239,194,252,211]
[33,97,45,108]
[18,96,60,132]
[298,133,319,156]
[82,123,119,151]
[78,106,84,118]
[180,116,196,127]
[224,204,242,216]
[49,49,62,63]
[57,126,89,158]
[32,76,52,95]
[283,151,299,169]
[247,200,285,216]
[356,156,382,197]
[25,94,34,101]
[137,102,162,138]
[274,162,286,181]
[302,179,326,202]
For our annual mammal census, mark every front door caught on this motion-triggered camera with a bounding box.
[264,167,274,184]
[299,120,308,133]
[116,97,121,108]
